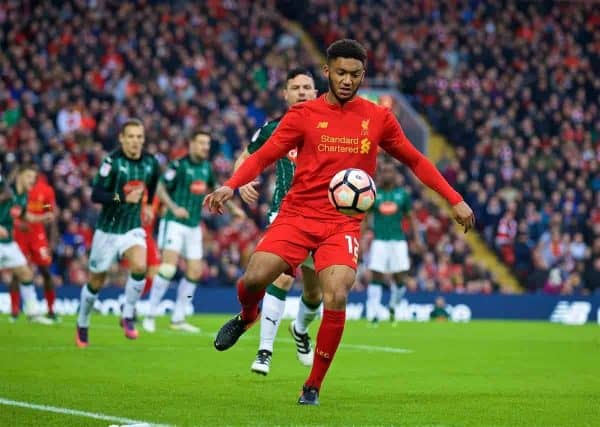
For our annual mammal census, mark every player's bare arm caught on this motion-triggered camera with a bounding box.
[156,181,189,219]
[0,225,8,239]
[234,148,260,204]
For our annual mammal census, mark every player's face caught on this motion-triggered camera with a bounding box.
[119,124,145,159]
[283,74,317,106]
[381,164,396,187]
[190,134,210,160]
[19,170,37,191]
[324,58,365,103]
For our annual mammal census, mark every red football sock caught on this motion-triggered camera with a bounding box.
[9,289,20,316]
[305,309,346,391]
[142,276,153,297]
[45,289,56,315]
[237,279,265,322]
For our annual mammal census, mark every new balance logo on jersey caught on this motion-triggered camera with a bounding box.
[316,121,328,129]
[550,301,591,325]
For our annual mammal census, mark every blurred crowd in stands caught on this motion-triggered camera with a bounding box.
[298,0,599,294]
[2,0,597,295]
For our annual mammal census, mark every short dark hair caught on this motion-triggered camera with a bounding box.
[326,39,367,65]
[191,128,211,140]
[120,118,144,134]
[286,68,314,83]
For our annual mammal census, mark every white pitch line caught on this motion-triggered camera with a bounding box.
[52,321,414,354]
[0,397,172,427]
[339,342,413,354]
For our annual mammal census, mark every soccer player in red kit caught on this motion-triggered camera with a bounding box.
[141,193,161,295]
[205,39,475,405]
[13,172,58,321]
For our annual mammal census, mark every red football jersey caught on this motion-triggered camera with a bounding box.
[25,175,56,234]
[226,95,462,223]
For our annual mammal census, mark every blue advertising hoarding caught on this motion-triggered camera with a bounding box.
[1,285,598,325]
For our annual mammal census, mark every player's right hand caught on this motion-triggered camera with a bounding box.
[125,187,144,204]
[239,180,260,204]
[203,186,234,214]
[172,206,190,219]
[0,226,8,239]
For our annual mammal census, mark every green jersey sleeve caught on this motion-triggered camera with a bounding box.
[93,156,117,191]
[160,160,180,191]
[247,121,278,154]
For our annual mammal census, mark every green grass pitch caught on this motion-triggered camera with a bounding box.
[1,315,599,426]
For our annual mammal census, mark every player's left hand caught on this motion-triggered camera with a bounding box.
[204,186,234,214]
[452,201,475,233]
[239,180,260,204]
[0,226,7,239]
[142,205,155,224]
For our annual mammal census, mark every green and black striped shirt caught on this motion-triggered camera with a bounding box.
[93,150,160,234]
[248,118,296,216]
[162,156,215,227]
[0,175,27,243]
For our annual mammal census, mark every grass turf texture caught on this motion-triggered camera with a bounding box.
[1,316,599,426]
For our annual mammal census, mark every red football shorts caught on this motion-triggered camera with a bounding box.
[146,234,161,267]
[14,229,52,267]
[256,213,361,275]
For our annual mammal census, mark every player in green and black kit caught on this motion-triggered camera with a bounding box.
[234,69,322,375]
[143,129,245,333]
[0,164,52,324]
[76,119,161,347]
[366,162,423,322]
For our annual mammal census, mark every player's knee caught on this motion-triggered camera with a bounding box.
[129,263,147,277]
[186,270,201,282]
[243,269,270,292]
[158,263,177,280]
[273,274,294,291]
[323,288,348,310]
[393,273,407,284]
[16,267,33,283]
[302,286,322,304]
[88,273,106,291]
